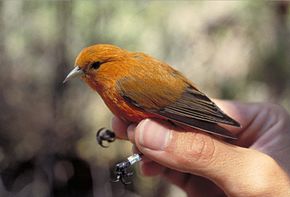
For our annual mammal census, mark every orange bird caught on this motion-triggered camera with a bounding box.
[64,44,240,139]
[64,44,241,184]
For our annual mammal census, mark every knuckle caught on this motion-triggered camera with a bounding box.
[263,103,290,131]
[170,132,216,171]
[220,149,290,196]
[264,103,287,117]
[251,157,273,193]
[242,153,284,196]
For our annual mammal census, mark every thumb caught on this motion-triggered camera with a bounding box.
[133,119,290,196]
[134,119,244,177]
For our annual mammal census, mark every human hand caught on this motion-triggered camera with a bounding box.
[112,100,290,197]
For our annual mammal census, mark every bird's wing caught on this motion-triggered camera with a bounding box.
[161,87,241,127]
[116,75,240,139]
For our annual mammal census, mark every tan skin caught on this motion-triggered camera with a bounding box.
[112,100,290,197]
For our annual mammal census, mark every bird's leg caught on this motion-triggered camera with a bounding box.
[96,128,143,184]
[96,128,116,148]
[112,153,143,184]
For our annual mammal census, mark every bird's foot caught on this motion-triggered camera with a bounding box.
[112,160,133,184]
[96,128,116,148]
[112,153,143,185]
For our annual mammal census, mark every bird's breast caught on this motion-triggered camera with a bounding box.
[99,86,156,123]
[83,72,152,122]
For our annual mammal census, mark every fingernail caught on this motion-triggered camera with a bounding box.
[137,119,171,150]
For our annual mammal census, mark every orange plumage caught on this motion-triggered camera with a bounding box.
[64,44,240,139]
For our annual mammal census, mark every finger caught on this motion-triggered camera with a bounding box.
[213,100,260,146]
[212,100,277,147]
[134,119,236,176]
[133,144,166,176]
[133,119,290,196]
[132,145,153,165]
[140,160,166,176]
[161,168,191,189]
[141,161,224,196]
[161,169,223,196]
[132,144,166,176]
[111,116,129,139]
[194,100,290,176]
[140,160,200,193]
[127,124,137,143]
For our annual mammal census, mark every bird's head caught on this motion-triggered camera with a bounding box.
[63,44,127,83]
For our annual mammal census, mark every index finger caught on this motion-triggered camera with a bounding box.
[213,100,282,147]
[111,116,130,140]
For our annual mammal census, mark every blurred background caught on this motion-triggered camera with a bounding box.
[0,1,289,196]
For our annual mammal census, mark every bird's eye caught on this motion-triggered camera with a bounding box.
[91,61,102,69]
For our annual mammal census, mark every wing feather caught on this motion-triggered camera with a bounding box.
[116,59,240,139]
[163,87,241,127]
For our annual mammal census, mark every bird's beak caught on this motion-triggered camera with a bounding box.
[63,66,84,83]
